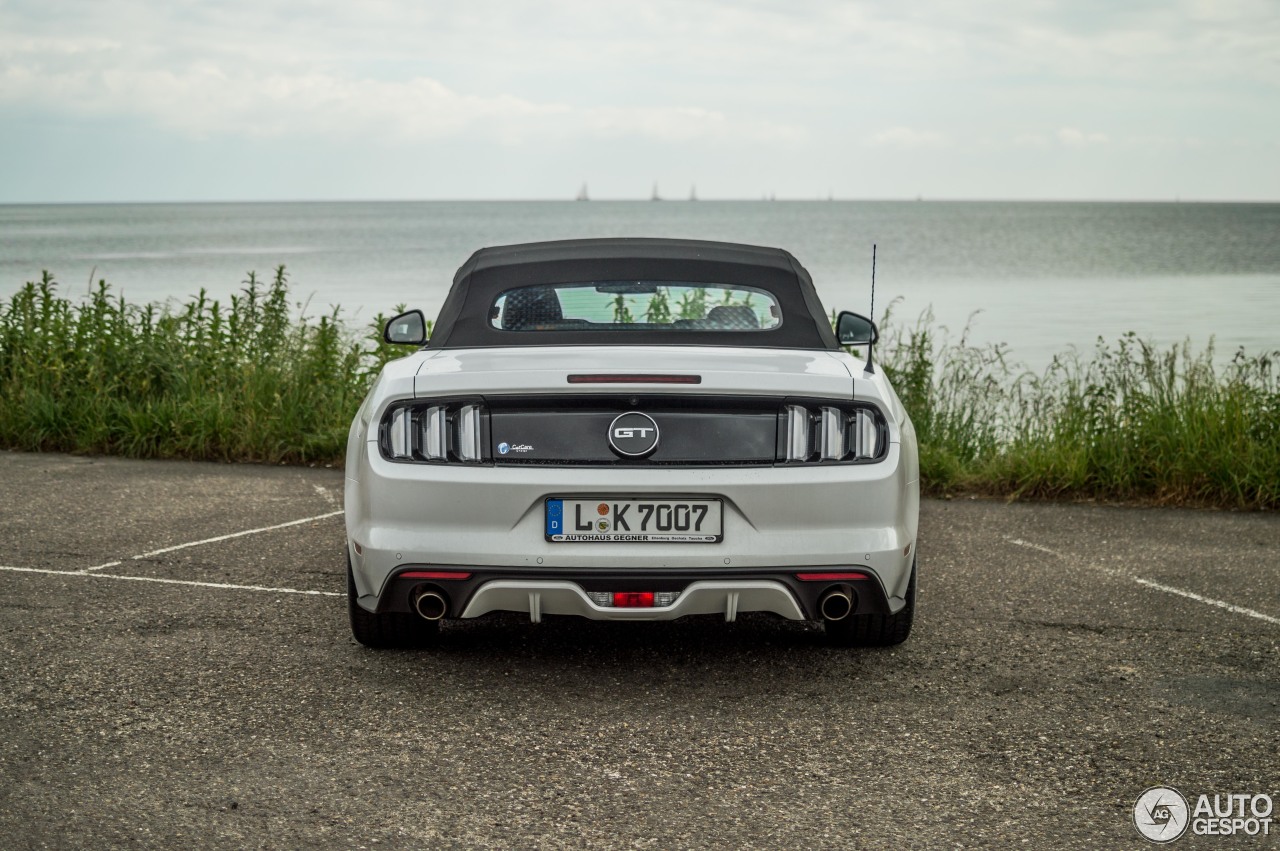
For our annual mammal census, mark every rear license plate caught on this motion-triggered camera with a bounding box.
[545,498,722,543]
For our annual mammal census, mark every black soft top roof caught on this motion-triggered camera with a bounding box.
[427,237,840,350]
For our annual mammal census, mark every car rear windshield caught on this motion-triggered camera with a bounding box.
[490,282,782,333]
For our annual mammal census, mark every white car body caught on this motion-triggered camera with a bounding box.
[344,239,919,647]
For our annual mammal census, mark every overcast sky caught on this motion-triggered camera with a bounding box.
[2,0,1277,202]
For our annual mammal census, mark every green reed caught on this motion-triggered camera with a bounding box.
[0,268,408,464]
[3,272,1276,508]
[872,304,1279,509]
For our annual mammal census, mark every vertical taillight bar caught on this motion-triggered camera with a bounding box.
[820,407,846,461]
[853,409,879,460]
[422,406,447,461]
[456,404,483,462]
[388,407,413,459]
[785,405,810,462]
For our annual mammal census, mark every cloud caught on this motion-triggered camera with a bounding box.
[1,0,1278,200]
[0,60,800,146]
[1056,127,1110,147]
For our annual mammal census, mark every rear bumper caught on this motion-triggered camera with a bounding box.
[464,580,804,622]
[366,566,895,622]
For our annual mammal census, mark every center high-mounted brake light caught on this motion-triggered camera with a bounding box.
[567,374,702,384]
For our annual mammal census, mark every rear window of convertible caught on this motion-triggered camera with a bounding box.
[489,282,782,333]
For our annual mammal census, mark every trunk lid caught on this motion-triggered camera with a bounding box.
[413,346,855,399]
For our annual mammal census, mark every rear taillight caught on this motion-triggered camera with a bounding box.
[782,403,886,464]
[380,401,488,464]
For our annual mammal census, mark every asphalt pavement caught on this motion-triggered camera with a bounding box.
[0,451,1276,849]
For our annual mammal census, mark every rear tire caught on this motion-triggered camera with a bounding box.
[347,554,438,648]
[825,556,916,647]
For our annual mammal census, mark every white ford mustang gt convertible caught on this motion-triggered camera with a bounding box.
[344,238,919,647]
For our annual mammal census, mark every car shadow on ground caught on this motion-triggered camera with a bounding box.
[345,611,917,695]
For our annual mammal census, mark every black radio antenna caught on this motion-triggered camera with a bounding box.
[864,244,877,375]
[870,244,876,320]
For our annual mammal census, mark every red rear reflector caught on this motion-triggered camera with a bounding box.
[795,572,870,581]
[613,592,655,608]
[568,374,701,384]
[399,570,472,580]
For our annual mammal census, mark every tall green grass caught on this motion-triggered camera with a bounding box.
[2,272,1276,508]
[874,304,1280,509]
[0,268,404,463]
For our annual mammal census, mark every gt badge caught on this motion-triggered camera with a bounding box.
[608,411,660,458]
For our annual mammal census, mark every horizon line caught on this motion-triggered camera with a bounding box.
[4,196,1278,206]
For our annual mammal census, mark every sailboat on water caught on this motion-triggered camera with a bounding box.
[575,183,589,202]
[651,182,661,201]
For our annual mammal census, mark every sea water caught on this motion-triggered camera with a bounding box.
[2,200,1277,369]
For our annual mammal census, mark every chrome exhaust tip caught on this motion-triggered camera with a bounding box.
[412,590,448,621]
[819,588,854,621]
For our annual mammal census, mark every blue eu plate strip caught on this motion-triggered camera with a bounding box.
[545,499,563,536]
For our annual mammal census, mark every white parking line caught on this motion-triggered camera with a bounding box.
[131,510,344,560]
[1004,536,1279,627]
[0,510,347,597]
[1130,576,1280,626]
[1005,538,1062,557]
[0,565,341,597]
